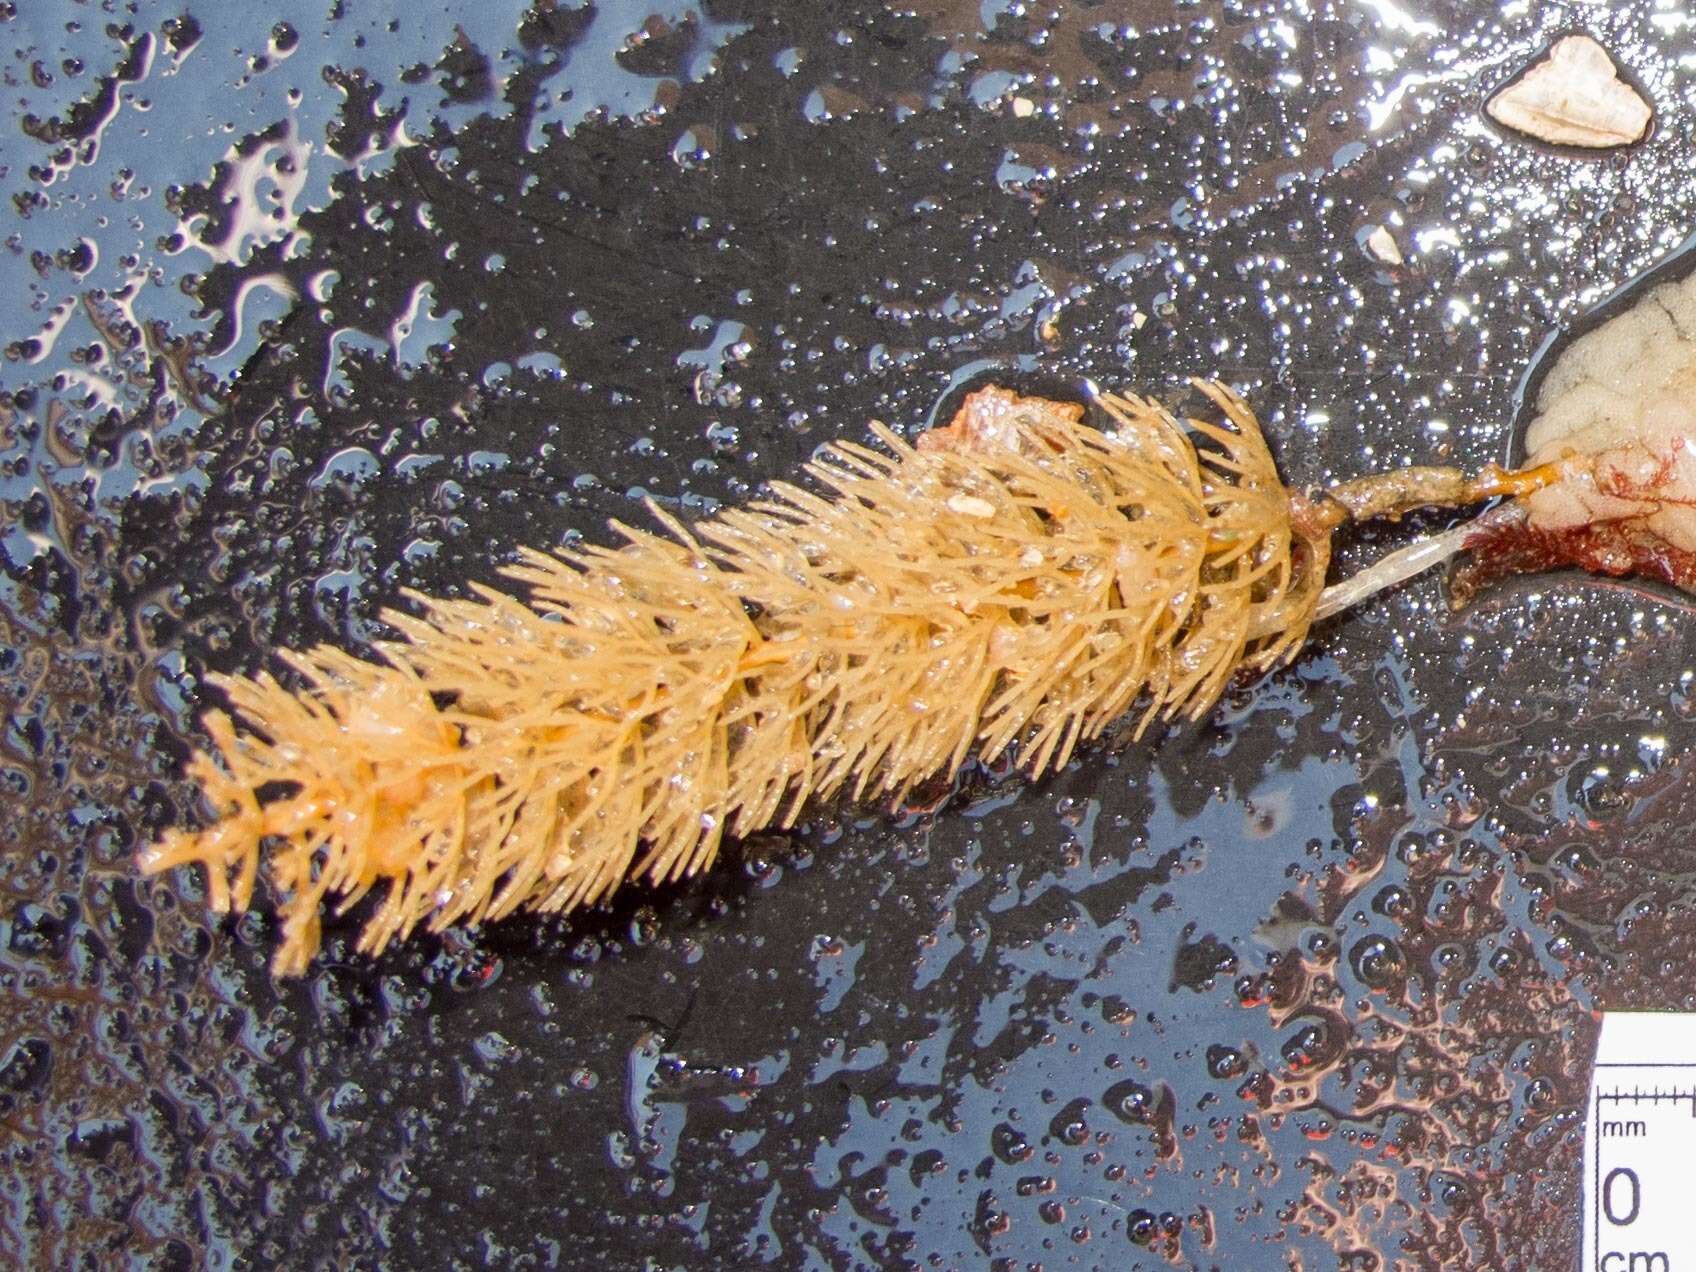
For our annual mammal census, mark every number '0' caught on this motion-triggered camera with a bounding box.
[1604,1167,1641,1226]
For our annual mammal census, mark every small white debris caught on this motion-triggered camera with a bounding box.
[1129,310,1148,330]
[1365,225,1404,266]
[947,493,997,519]
[1020,546,1044,567]
[1011,96,1036,118]
[1485,35,1652,149]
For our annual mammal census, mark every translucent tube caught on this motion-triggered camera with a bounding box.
[1314,506,1520,621]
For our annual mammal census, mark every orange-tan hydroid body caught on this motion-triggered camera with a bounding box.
[142,382,1331,974]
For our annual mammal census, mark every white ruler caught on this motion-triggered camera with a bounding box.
[1584,1012,1696,1272]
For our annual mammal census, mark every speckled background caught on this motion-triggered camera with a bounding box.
[8,1,1696,1267]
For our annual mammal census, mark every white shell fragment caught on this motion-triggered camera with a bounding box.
[1485,35,1652,149]
[1364,225,1404,266]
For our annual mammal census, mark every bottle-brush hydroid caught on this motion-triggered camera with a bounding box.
[140,380,1556,975]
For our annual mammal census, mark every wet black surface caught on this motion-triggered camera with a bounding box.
[9,1,1696,1267]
